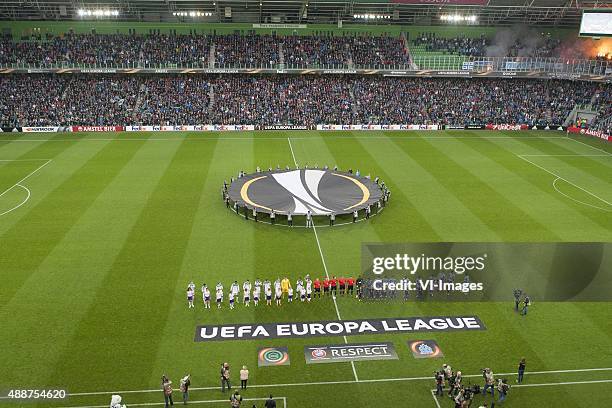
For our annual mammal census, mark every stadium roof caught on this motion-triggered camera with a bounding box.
[0,1,609,27]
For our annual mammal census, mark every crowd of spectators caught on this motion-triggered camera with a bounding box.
[352,77,595,125]
[411,33,487,57]
[0,32,408,68]
[1,75,605,128]
[282,34,408,67]
[0,33,212,66]
[411,32,563,58]
[214,33,279,67]
[282,35,350,67]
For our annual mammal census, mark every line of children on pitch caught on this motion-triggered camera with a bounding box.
[186,276,356,309]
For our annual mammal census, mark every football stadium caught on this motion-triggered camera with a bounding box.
[0,1,611,408]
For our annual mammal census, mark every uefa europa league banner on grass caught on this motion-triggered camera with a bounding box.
[361,243,612,301]
[194,316,485,342]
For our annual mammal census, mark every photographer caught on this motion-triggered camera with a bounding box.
[221,363,231,392]
[443,364,452,381]
[521,295,531,316]
[482,368,495,398]
[497,378,510,404]
[179,374,191,404]
[230,391,243,408]
[434,371,444,396]
[161,375,174,407]
[517,358,526,384]
[513,289,522,312]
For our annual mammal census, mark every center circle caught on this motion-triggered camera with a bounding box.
[227,169,384,216]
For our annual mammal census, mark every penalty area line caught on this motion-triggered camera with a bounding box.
[0,159,52,217]
[517,154,611,208]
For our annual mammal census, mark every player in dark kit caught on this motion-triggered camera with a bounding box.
[314,278,321,298]
[513,289,523,311]
[323,277,330,296]
[338,277,346,295]
[330,276,337,296]
[347,277,354,295]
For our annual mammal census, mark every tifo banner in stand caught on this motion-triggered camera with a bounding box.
[305,342,398,364]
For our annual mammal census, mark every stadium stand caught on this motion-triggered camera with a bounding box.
[0,33,409,68]
[0,34,212,66]
[0,75,603,128]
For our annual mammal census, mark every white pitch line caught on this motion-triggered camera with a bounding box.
[430,390,442,408]
[553,178,611,212]
[517,154,611,207]
[566,135,612,156]
[520,154,611,157]
[0,184,31,217]
[57,397,287,408]
[11,367,611,400]
[0,159,52,200]
[513,379,612,388]
[0,159,53,161]
[287,137,359,383]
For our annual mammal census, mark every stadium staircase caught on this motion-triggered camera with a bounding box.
[348,89,359,117]
[279,42,285,69]
[208,85,215,111]
[563,93,601,127]
[209,44,216,68]
[132,83,147,121]
[346,43,354,69]
[400,33,418,70]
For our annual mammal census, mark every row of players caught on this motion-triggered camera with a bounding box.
[186,276,357,309]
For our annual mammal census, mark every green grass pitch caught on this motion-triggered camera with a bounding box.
[0,130,610,408]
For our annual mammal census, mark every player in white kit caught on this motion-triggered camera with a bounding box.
[299,285,306,302]
[288,286,294,302]
[265,284,272,306]
[216,283,224,309]
[253,284,261,306]
[306,277,313,302]
[229,291,235,309]
[187,287,195,308]
[275,284,282,306]
[231,281,240,304]
[203,285,211,309]
[243,282,251,306]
